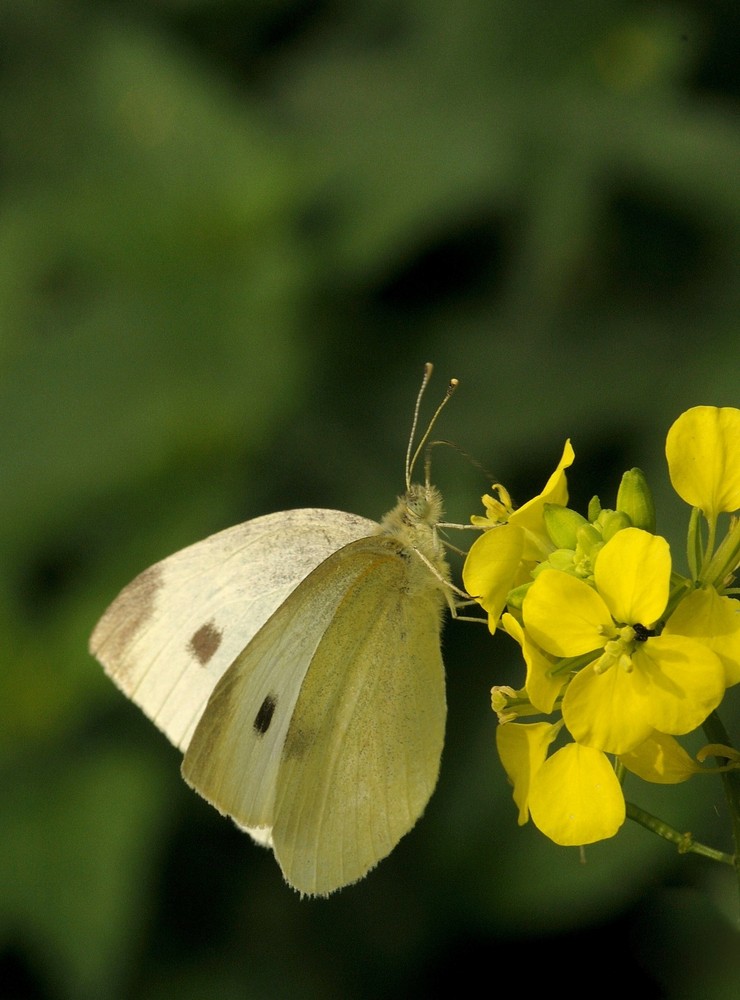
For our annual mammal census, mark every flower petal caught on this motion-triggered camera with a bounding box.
[496,721,559,824]
[594,527,670,627]
[620,732,701,783]
[524,569,611,657]
[631,636,725,736]
[510,440,574,559]
[463,523,524,632]
[665,406,740,517]
[501,612,568,714]
[563,658,653,754]
[664,587,740,687]
[528,743,625,846]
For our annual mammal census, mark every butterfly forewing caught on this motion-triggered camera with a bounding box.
[89,509,376,751]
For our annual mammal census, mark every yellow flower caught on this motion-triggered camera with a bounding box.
[463,440,574,631]
[523,528,726,755]
[665,406,740,520]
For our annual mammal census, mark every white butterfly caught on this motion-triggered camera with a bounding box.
[90,365,459,895]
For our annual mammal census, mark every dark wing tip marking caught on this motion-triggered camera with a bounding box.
[188,619,223,666]
[254,694,277,735]
[90,564,164,664]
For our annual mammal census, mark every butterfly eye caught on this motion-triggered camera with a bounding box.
[405,488,429,519]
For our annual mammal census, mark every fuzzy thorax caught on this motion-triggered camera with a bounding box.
[378,484,450,583]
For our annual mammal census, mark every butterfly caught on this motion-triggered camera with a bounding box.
[89,364,459,896]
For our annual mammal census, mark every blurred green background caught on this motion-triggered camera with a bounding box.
[1,1,739,997]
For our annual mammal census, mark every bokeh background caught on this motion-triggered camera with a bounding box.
[1,1,739,998]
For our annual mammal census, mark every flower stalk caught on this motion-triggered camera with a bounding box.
[702,710,740,899]
[624,801,734,866]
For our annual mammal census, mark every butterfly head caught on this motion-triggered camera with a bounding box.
[378,483,448,581]
[403,483,444,528]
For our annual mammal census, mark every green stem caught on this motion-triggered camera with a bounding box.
[702,710,740,902]
[704,513,718,568]
[701,515,740,589]
[625,801,734,866]
[687,506,703,580]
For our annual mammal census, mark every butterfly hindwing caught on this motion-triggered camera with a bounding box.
[275,545,446,894]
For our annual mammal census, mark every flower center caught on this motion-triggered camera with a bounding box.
[593,623,647,675]
[592,618,660,675]
[632,622,656,642]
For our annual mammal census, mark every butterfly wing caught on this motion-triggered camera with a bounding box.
[89,509,376,751]
[182,535,447,896]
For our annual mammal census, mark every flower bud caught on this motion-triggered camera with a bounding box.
[576,522,602,558]
[600,509,633,542]
[543,504,587,549]
[547,549,576,573]
[506,582,532,610]
[616,468,656,532]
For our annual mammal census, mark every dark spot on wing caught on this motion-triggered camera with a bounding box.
[254,694,277,735]
[188,619,223,665]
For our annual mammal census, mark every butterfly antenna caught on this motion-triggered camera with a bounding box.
[423,438,449,487]
[405,363,459,490]
[424,438,496,487]
[405,363,433,491]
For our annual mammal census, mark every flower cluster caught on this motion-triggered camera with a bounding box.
[464,406,740,848]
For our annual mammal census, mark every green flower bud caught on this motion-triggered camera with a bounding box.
[576,522,602,557]
[506,581,532,610]
[616,468,656,533]
[588,495,602,523]
[543,504,587,549]
[600,509,633,542]
[547,549,576,573]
